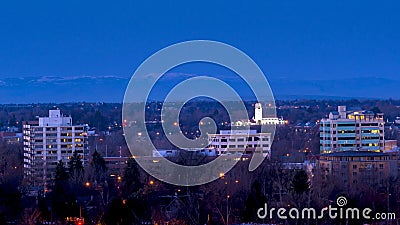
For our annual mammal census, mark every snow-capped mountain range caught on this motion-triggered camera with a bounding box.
[0,75,397,103]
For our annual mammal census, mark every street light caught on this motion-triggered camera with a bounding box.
[226,194,230,225]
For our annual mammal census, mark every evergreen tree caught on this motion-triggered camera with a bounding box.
[290,169,310,195]
[244,181,266,222]
[55,160,69,184]
[90,150,107,183]
[122,158,142,197]
[52,160,75,221]
[68,151,84,184]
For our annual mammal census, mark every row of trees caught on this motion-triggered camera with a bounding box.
[3,98,400,130]
[3,143,400,224]
[28,150,108,223]
[0,102,122,132]
[97,156,314,225]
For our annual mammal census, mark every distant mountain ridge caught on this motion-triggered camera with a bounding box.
[269,77,399,100]
[0,75,398,103]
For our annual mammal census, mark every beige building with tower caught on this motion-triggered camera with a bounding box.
[232,102,286,126]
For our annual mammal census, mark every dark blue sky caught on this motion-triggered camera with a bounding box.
[0,1,400,102]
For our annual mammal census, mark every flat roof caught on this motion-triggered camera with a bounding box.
[320,151,395,157]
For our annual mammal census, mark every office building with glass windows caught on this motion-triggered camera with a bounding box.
[320,106,385,153]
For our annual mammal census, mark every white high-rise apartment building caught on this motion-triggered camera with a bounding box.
[23,110,88,189]
[208,130,272,157]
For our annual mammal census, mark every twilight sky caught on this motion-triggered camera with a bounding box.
[0,0,399,102]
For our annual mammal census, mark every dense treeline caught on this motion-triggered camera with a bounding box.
[1,99,400,131]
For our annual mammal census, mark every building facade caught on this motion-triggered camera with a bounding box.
[320,106,385,153]
[318,151,398,187]
[207,130,272,157]
[23,110,88,189]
